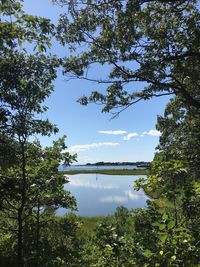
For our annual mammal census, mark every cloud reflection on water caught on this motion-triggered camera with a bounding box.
[68,177,119,190]
[100,196,128,203]
[63,174,148,215]
[99,190,146,203]
[124,190,146,200]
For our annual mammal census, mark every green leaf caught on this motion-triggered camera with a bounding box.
[175,227,186,232]
[167,221,175,229]
[143,249,153,258]
[162,213,168,222]
[171,255,176,261]
[158,233,168,244]
[159,224,165,231]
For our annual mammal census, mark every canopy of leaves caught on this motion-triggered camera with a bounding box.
[57,0,200,116]
[0,0,59,166]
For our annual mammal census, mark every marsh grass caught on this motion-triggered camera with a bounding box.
[62,169,149,175]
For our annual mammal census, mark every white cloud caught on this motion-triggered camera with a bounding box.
[68,177,119,190]
[148,129,161,136]
[99,130,127,135]
[99,196,128,203]
[124,190,146,200]
[123,132,138,141]
[68,142,120,153]
[142,129,161,137]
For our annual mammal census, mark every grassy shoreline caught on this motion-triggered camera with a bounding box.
[62,168,149,175]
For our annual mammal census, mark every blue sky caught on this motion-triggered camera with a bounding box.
[24,0,171,164]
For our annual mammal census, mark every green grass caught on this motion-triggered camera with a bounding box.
[62,169,149,175]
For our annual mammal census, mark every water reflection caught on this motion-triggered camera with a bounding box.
[99,190,146,203]
[60,174,147,216]
[69,177,119,189]
[99,195,128,203]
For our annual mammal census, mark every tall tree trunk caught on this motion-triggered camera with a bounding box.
[17,140,26,267]
[36,201,40,267]
[17,209,24,267]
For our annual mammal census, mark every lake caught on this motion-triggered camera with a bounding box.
[58,173,147,216]
[59,164,146,171]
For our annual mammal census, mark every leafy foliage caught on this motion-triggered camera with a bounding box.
[57,0,200,116]
[0,1,76,266]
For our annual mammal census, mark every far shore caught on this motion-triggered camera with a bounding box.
[62,168,149,175]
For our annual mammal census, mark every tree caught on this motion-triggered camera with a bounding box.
[0,0,56,161]
[0,1,77,266]
[56,0,200,116]
[37,213,82,267]
[0,138,77,266]
[0,51,59,266]
[133,95,200,266]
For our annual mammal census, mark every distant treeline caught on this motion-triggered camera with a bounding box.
[86,161,151,166]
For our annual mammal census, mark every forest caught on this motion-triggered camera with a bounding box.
[0,0,200,266]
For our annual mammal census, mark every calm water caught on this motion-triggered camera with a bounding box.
[59,164,144,171]
[58,174,147,216]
